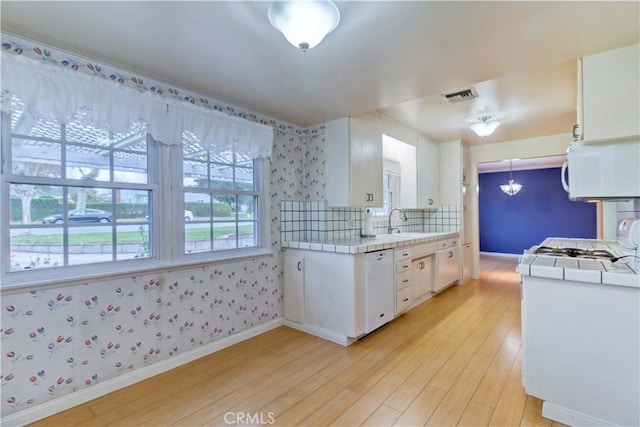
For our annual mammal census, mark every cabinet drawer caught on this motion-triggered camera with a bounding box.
[437,240,450,250]
[396,260,412,274]
[412,242,437,258]
[396,287,412,315]
[395,247,413,262]
[396,270,412,290]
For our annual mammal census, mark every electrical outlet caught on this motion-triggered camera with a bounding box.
[347,219,356,228]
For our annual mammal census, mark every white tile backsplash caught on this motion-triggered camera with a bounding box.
[279,203,460,243]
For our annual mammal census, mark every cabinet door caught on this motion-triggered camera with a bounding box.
[437,246,460,290]
[350,115,384,207]
[582,44,640,143]
[283,256,304,324]
[325,115,383,207]
[417,136,440,209]
[462,143,470,185]
[449,246,461,285]
[462,243,472,282]
[438,140,462,206]
[462,185,471,245]
[412,256,433,300]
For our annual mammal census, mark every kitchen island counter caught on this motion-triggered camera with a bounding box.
[517,237,639,288]
[519,237,639,426]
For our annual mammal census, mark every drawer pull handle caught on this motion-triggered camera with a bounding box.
[403,298,409,302]
[402,279,409,283]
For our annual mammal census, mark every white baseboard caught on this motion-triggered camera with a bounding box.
[1,318,284,427]
[480,251,521,258]
[283,320,355,346]
[542,401,618,427]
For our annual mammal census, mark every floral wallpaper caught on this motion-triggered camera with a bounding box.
[0,32,318,420]
[1,128,307,417]
[304,133,327,200]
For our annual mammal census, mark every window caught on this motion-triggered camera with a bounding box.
[372,159,401,216]
[1,98,156,274]
[1,51,273,287]
[181,132,263,254]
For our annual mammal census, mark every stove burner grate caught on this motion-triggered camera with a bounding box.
[533,246,615,260]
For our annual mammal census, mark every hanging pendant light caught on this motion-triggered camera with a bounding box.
[268,0,341,52]
[470,115,501,137]
[500,160,523,196]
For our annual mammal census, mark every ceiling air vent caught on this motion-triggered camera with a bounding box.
[442,88,478,103]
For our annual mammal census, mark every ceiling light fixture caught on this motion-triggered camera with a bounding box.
[470,116,501,137]
[500,160,523,196]
[268,0,340,52]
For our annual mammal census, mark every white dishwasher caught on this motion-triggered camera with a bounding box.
[364,249,395,334]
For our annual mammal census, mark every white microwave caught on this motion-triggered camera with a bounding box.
[561,140,640,200]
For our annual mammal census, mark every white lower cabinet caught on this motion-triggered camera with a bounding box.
[282,236,459,346]
[395,242,437,314]
[283,255,304,324]
[462,243,472,283]
[395,249,413,315]
[437,240,460,291]
[412,256,433,301]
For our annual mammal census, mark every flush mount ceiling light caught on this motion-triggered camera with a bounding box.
[268,0,340,52]
[470,115,501,137]
[500,160,523,196]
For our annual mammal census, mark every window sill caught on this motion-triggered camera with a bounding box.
[1,247,274,295]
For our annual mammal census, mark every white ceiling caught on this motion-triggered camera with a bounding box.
[1,1,639,146]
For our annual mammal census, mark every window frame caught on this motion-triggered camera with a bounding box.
[177,144,270,263]
[372,164,401,217]
[0,111,162,287]
[0,113,271,291]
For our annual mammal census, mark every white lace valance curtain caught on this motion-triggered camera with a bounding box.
[0,51,273,158]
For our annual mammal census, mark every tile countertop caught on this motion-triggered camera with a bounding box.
[281,231,459,254]
[517,237,640,288]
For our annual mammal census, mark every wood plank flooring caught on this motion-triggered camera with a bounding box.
[31,256,566,427]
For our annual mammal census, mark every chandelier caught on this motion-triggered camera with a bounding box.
[470,116,501,137]
[268,0,341,52]
[500,160,523,196]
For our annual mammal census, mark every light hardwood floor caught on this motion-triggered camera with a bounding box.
[31,256,565,427]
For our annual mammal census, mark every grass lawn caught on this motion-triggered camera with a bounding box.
[11,225,254,244]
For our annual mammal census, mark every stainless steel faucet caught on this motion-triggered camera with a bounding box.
[387,208,408,234]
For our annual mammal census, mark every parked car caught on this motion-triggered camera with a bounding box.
[144,210,194,222]
[42,209,113,224]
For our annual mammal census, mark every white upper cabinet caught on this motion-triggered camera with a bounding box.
[438,139,469,206]
[325,115,383,207]
[417,135,440,209]
[461,143,470,185]
[580,44,640,143]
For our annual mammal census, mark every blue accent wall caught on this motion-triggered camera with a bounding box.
[479,167,597,254]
